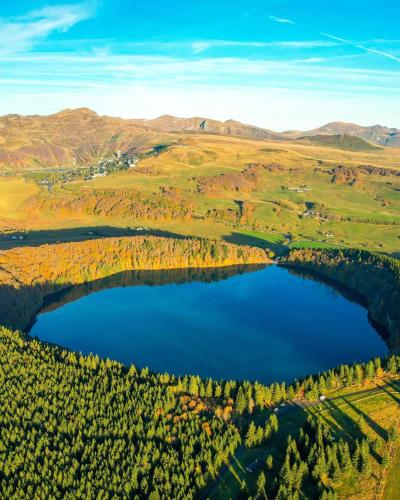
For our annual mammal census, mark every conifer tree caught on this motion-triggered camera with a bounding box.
[235,387,247,415]
[256,471,267,499]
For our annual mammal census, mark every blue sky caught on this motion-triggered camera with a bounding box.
[0,0,399,129]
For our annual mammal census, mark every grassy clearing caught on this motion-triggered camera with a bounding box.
[289,240,343,250]
[208,378,400,500]
[0,176,40,222]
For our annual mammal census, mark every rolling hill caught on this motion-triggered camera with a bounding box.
[295,133,382,151]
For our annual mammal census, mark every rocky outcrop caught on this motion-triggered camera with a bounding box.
[329,164,400,184]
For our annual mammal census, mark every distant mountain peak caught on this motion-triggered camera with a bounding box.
[54,107,99,118]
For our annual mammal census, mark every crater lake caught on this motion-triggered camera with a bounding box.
[29,265,387,384]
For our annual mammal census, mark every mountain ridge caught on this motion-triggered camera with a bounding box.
[0,108,399,170]
[132,114,400,147]
[300,121,400,147]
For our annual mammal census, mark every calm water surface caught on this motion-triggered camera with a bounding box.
[30,265,387,383]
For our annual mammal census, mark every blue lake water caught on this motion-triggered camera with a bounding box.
[30,265,388,384]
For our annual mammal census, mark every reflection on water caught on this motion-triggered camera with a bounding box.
[40,265,266,315]
[0,265,265,333]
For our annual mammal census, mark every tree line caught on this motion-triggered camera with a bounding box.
[1,325,400,498]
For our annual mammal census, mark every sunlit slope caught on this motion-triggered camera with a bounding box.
[0,108,171,171]
[1,132,399,253]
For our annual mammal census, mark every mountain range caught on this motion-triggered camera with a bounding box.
[136,114,400,148]
[0,108,399,170]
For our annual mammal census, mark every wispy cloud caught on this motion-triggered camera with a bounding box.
[3,51,399,91]
[0,3,94,54]
[321,32,400,62]
[190,39,336,53]
[269,16,295,25]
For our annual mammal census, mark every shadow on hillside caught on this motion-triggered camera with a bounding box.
[319,398,364,439]
[0,226,190,250]
[340,396,388,441]
[315,395,386,465]
[380,380,400,405]
[222,231,286,255]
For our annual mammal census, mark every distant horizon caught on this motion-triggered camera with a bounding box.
[1,105,399,132]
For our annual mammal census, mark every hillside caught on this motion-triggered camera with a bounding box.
[137,116,400,148]
[123,115,400,148]
[1,108,399,255]
[0,108,165,171]
[297,121,400,148]
[296,133,382,151]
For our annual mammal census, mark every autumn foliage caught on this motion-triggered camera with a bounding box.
[0,236,268,289]
[25,188,193,222]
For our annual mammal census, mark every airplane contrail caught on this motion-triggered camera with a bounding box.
[321,32,400,62]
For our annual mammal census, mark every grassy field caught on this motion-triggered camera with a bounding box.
[0,132,399,254]
[208,378,400,500]
[383,444,400,500]
[0,176,40,227]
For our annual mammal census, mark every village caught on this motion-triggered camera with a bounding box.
[37,151,139,189]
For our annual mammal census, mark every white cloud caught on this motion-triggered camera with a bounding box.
[191,41,212,54]
[269,16,295,25]
[2,51,400,88]
[0,3,93,54]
